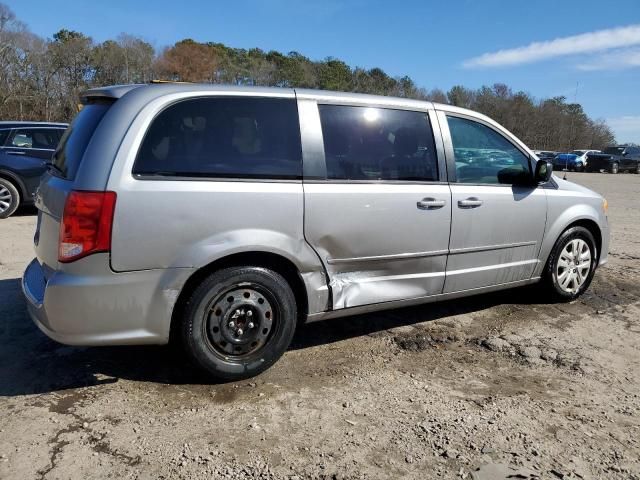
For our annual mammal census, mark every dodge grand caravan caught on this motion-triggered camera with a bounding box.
[23,84,609,380]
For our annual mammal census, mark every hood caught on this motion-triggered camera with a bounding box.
[552,175,602,198]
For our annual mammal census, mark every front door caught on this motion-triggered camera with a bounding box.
[301,100,451,309]
[439,112,547,293]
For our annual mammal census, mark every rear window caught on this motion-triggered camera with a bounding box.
[133,97,302,180]
[52,102,112,179]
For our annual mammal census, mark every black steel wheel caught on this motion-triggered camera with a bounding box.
[206,284,277,357]
[181,266,297,381]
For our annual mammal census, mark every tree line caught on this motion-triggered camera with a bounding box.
[0,2,615,150]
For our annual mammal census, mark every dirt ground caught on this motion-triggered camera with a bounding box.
[1,172,639,480]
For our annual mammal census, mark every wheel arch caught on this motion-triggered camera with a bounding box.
[169,251,311,344]
[536,215,603,278]
[564,219,602,259]
[0,169,27,199]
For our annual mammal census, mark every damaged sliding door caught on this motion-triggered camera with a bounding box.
[298,96,451,310]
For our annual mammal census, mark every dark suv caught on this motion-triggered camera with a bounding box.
[585,146,640,174]
[0,121,68,218]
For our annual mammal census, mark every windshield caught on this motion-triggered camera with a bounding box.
[570,150,585,155]
[604,147,625,155]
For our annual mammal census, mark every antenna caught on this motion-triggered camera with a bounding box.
[563,81,579,181]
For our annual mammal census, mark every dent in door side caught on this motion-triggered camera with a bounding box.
[305,184,451,309]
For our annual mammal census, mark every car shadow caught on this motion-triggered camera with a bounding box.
[13,205,38,217]
[0,276,549,396]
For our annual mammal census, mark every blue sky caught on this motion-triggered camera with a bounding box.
[9,0,640,143]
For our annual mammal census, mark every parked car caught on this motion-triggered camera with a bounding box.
[553,153,589,172]
[0,122,67,159]
[570,149,600,167]
[533,150,557,161]
[0,121,68,218]
[22,84,609,380]
[585,146,640,174]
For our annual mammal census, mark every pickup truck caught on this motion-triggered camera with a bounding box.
[585,146,640,174]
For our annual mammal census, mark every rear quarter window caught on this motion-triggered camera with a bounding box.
[52,102,112,179]
[133,97,302,180]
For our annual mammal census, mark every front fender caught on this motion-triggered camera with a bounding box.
[534,200,608,277]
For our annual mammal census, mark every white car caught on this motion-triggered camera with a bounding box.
[570,149,601,168]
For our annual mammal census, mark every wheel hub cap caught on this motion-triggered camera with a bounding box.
[556,239,592,294]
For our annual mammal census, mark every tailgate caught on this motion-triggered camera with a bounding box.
[33,102,114,278]
[34,173,73,278]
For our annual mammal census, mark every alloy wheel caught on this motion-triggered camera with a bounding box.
[556,239,592,294]
[0,185,12,214]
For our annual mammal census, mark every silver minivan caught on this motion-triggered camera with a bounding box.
[22,84,609,380]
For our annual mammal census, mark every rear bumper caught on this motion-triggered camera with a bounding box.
[22,255,194,346]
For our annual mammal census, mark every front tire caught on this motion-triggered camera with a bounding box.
[181,266,297,381]
[0,178,20,219]
[543,226,597,301]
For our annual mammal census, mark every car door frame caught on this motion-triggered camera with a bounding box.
[297,92,453,312]
[434,105,548,292]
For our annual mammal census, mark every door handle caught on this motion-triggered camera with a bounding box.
[458,197,483,208]
[417,198,446,210]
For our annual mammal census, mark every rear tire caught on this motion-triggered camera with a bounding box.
[181,266,297,381]
[635,163,640,174]
[0,178,20,219]
[543,226,597,301]
[610,162,619,174]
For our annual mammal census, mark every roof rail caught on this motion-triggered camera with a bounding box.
[150,79,192,84]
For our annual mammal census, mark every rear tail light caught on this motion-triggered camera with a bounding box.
[59,191,117,263]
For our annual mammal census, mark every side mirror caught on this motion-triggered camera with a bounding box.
[534,159,553,184]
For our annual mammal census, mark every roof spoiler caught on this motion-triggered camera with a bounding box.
[80,84,146,103]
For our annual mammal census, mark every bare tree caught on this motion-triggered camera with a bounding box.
[0,1,620,148]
